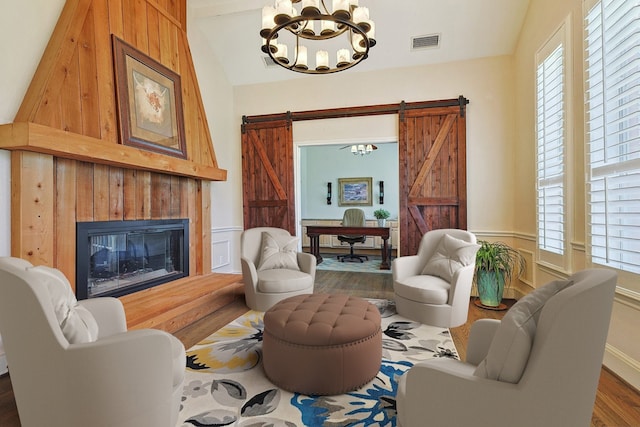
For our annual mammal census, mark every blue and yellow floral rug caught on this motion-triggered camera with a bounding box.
[178,300,458,427]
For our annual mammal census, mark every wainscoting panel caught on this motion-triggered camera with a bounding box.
[211,226,243,274]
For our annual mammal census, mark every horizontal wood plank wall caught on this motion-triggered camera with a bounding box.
[8,0,221,306]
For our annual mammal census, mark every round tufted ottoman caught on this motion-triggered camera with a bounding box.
[262,293,382,395]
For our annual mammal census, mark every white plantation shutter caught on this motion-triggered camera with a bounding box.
[585,0,640,274]
[537,43,565,256]
[536,20,570,269]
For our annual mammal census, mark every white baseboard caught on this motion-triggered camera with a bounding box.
[0,353,7,375]
[604,344,640,392]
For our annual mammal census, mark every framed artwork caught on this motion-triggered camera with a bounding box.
[112,36,187,159]
[338,177,373,206]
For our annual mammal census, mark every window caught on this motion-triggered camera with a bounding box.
[536,21,570,269]
[585,0,640,274]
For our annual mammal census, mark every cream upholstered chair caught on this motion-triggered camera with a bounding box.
[0,257,185,427]
[241,227,315,311]
[392,228,479,327]
[397,269,617,427]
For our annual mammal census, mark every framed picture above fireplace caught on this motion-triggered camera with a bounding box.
[112,35,187,159]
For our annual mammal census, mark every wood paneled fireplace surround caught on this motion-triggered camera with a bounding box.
[0,0,243,332]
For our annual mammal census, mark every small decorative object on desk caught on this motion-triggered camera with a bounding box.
[373,209,390,227]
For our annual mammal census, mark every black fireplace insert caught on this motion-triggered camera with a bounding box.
[76,219,189,299]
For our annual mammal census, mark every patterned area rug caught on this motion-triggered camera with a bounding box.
[178,300,458,426]
[315,254,392,274]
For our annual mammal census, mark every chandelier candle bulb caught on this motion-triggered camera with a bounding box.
[295,45,308,69]
[261,6,276,36]
[332,0,350,19]
[301,0,320,16]
[316,50,329,70]
[353,6,369,24]
[320,19,335,35]
[365,20,375,45]
[301,19,315,36]
[275,0,293,23]
[337,48,350,67]
[276,44,288,63]
[352,34,366,56]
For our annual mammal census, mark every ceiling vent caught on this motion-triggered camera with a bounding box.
[263,56,279,68]
[411,34,440,50]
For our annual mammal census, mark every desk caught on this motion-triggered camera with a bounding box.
[305,225,391,270]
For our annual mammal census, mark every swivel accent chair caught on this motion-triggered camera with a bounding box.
[337,208,369,263]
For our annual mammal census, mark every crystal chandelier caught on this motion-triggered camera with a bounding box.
[260,0,376,74]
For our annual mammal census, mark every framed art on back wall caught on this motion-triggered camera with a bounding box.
[338,177,373,206]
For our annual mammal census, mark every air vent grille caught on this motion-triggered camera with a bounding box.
[412,34,440,50]
[263,56,279,68]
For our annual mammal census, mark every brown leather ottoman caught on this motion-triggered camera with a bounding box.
[262,293,382,395]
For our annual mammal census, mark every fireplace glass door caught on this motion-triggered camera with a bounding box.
[77,220,188,299]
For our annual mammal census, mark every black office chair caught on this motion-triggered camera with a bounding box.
[337,208,369,263]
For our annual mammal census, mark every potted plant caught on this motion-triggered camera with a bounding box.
[474,240,526,309]
[373,209,390,227]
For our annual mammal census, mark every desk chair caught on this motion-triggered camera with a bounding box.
[337,208,369,263]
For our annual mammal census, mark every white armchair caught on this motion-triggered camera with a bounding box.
[241,227,315,311]
[396,269,617,427]
[0,257,185,427]
[392,229,479,327]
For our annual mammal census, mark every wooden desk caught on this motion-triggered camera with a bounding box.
[305,225,391,270]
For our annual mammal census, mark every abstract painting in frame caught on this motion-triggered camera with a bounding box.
[338,177,373,206]
[112,36,187,159]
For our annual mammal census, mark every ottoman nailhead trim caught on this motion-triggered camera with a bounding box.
[263,327,382,350]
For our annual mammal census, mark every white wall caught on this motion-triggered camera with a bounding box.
[188,7,242,274]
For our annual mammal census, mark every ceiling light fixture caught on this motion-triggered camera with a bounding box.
[260,0,376,74]
[351,144,374,155]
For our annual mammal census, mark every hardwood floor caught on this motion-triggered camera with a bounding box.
[0,270,639,426]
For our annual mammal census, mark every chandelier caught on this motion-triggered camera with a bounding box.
[351,144,375,155]
[260,0,376,74]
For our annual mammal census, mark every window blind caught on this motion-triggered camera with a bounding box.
[585,0,640,274]
[537,43,566,256]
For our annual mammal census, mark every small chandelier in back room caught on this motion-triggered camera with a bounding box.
[340,144,377,155]
[260,0,376,74]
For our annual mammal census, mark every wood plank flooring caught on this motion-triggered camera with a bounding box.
[1,270,639,426]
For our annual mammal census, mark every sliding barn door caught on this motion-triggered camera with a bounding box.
[241,120,296,234]
[399,105,468,256]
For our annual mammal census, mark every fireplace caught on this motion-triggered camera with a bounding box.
[76,219,189,299]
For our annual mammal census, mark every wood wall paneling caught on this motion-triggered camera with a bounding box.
[55,158,78,288]
[10,152,55,266]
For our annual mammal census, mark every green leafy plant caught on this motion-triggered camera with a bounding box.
[373,209,390,220]
[474,240,526,306]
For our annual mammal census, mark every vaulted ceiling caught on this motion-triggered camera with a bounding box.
[188,0,530,86]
